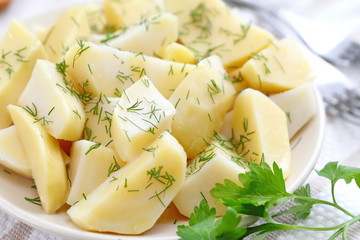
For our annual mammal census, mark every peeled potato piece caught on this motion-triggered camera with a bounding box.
[43,5,91,62]
[174,141,247,217]
[240,38,314,93]
[67,140,126,205]
[169,56,235,158]
[67,131,186,234]
[112,76,176,162]
[103,0,164,29]
[7,105,69,214]
[165,0,274,68]
[0,20,46,129]
[270,83,317,138]
[0,125,31,178]
[18,59,86,141]
[231,88,291,178]
[104,13,178,58]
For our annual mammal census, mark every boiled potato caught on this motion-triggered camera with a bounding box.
[160,42,197,64]
[231,88,291,178]
[240,38,314,93]
[103,13,178,58]
[103,0,164,29]
[165,0,274,68]
[43,5,91,62]
[67,131,186,234]
[83,95,119,147]
[112,76,176,162]
[270,83,317,139]
[18,59,85,141]
[67,140,126,205]
[0,125,31,178]
[0,20,46,129]
[65,42,195,98]
[169,56,235,158]
[7,105,69,214]
[174,140,247,217]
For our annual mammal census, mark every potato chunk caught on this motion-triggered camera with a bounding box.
[0,125,31,178]
[43,6,91,62]
[174,141,247,217]
[67,140,126,205]
[240,38,314,93]
[270,83,317,138]
[0,20,46,129]
[112,76,176,162]
[231,89,291,178]
[160,42,197,64]
[67,131,186,234]
[65,42,195,98]
[103,0,164,29]
[18,60,85,141]
[104,13,178,58]
[165,0,274,68]
[7,105,69,214]
[169,56,236,158]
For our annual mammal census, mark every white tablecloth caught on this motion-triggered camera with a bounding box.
[1,0,360,239]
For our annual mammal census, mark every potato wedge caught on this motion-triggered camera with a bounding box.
[18,59,85,141]
[165,0,274,68]
[241,38,314,93]
[0,125,31,178]
[0,20,46,129]
[169,56,235,158]
[7,105,69,214]
[231,88,291,178]
[67,140,126,205]
[112,76,176,162]
[67,131,186,234]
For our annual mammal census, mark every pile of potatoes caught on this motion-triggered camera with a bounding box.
[0,0,317,235]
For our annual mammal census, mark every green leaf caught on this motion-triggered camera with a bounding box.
[211,161,291,217]
[215,207,246,240]
[316,162,360,187]
[177,199,217,240]
[177,200,247,240]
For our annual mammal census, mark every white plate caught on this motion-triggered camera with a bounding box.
[0,3,326,240]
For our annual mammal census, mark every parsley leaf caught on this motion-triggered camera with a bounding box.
[177,199,246,240]
[316,161,360,187]
[177,199,217,240]
[211,161,291,217]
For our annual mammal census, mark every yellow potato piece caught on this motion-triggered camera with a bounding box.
[0,125,31,178]
[112,76,176,162]
[104,13,178,58]
[67,140,126,205]
[270,83,317,139]
[241,38,314,93]
[103,0,164,29]
[18,59,85,141]
[65,42,195,98]
[231,88,291,178]
[165,0,274,68]
[7,105,69,214]
[160,42,197,64]
[169,56,235,158]
[67,131,186,234]
[43,6,91,62]
[0,20,46,129]
[174,141,247,217]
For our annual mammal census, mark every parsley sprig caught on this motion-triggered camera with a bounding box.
[177,161,360,240]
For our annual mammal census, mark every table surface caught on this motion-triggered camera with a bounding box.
[1,0,360,239]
